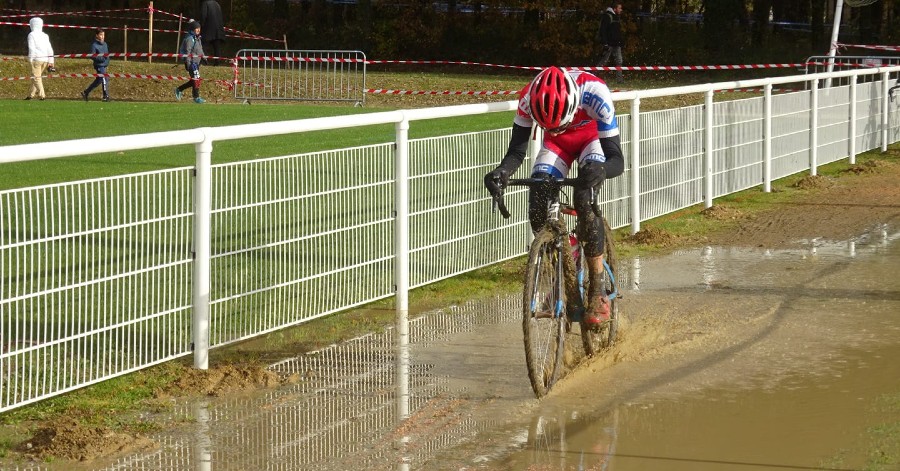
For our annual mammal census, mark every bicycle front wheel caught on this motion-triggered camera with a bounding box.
[582,218,620,357]
[523,229,567,398]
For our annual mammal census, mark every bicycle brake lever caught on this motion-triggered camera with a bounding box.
[491,191,511,219]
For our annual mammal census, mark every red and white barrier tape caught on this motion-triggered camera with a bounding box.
[4,52,818,72]
[55,52,236,63]
[365,89,520,96]
[0,8,158,24]
[235,56,809,70]
[0,19,177,34]
[0,70,809,96]
[836,43,900,52]
[0,72,194,82]
[0,7,147,19]
[152,8,282,42]
[0,9,276,43]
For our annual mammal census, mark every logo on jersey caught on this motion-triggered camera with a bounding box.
[583,152,607,163]
[582,91,614,123]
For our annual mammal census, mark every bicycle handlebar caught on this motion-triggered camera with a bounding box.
[489,177,602,220]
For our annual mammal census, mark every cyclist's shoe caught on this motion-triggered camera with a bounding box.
[194,97,206,104]
[174,88,183,101]
[583,295,611,326]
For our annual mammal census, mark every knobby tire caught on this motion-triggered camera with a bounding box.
[522,228,567,398]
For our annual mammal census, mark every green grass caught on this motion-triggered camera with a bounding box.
[0,99,513,190]
[865,393,900,470]
[0,361,185,429]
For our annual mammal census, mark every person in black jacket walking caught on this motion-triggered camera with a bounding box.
[597,2,625,83]
[199,0,225,65]
[81,29,110,102]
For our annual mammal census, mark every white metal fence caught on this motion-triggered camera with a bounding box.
[234,49,366,105]
[1,67,899,412]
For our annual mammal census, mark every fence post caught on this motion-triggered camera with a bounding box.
[192,132,212,370]
[882,70,890,152]
[849,75,858,164]
[630,98,641,235]
[810,78,819,176]
[175,16,183,64]
[148,1,154,64]
[124,26,128,62]
[704,89,714,208]
[764,83,773,192]
[394,115,410,422]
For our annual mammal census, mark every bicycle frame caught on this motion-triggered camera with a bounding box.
[490,176,620,396]
[503,179,619,322]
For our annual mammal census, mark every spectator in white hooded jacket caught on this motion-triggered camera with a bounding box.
[26,17,55,100]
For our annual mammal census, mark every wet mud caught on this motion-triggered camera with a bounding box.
[30,222,898,471]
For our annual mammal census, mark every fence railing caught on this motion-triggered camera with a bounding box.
[233,49,366,105]
[1,66,899,412]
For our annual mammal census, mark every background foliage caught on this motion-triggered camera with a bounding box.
[0,0,898,67]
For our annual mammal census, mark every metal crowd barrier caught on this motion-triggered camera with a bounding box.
[234,49,366,106]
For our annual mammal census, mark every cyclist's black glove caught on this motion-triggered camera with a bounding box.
[484,167,512,219]
[578,161,606,217]
[484,167,510,197]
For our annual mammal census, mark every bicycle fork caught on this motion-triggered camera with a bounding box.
[602,258,619,301]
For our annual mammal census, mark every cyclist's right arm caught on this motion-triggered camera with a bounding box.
[484,122,532,207]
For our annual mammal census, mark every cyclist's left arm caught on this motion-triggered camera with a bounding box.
[579,80,619,139]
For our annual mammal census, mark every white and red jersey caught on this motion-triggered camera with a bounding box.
[513,69,619,140]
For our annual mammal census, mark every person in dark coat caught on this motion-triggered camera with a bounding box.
[199,0,225,64]
[597,2,625,83]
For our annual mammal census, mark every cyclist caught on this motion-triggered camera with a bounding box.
[484,66,624,326]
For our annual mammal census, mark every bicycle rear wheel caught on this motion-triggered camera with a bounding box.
[523,229,567,397]
[582,219,620,357]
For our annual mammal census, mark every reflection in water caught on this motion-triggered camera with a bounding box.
[508,408,619,471]
[193,402,211,471]
[88,296,520,471]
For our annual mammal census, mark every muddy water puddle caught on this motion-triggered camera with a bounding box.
[63,225,899,471]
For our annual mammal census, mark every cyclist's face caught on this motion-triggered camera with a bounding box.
[546,122,570,136]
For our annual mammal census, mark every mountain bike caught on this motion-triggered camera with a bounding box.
[490,177,619,397]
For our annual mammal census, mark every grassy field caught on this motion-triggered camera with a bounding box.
[0,99,514,190]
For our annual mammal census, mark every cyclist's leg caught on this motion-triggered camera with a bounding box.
[574,139,623,323]
[528,143,573,233]
[573,139,611,259]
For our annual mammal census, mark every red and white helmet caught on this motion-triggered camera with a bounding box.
[527,67,578,132]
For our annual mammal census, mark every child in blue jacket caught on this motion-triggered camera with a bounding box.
[175,21,206,104]
[81,29,110,102]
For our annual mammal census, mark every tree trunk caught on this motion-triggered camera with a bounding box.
[880,0,892,42]
[811,0,825,51]
[751,0,772,47]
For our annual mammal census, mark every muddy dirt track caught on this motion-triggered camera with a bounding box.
[3,153,899,470]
